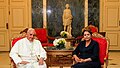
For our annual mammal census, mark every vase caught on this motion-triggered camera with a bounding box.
[56,44,65,50]
[61,34,67,38]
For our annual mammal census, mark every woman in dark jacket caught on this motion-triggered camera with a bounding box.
[72,30,101,68]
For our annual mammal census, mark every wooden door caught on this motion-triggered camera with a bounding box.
[9,0,30,39]
[103,0,120,50]
[0,0,31,51]
[0,0,9,51]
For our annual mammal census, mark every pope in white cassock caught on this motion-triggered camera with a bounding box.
[10,28,47,68]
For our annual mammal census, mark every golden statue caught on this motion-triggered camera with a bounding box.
[63,4,73,35]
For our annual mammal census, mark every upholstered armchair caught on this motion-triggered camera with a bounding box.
[10,28,55,67]
[82,25,98,33]
[88,25,106,37]
[73,32,109,68]
[92,33,109,68]
[10,37,24,68]
[88,25,98,33]
[12,28,55,47]
[34,28,55,47]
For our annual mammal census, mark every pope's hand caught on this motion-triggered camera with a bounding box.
[38,58,44,65]
[19,61,30,65]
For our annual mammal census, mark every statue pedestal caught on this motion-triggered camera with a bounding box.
[65,38,75,49]
[65,42,71,49]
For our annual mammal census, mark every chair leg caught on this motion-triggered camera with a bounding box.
[71,65,74,68]
[60,66,63,68]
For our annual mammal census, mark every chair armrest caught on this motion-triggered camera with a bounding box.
[75,36,83,40]
[10,57,16,68]
[104,53,108,60]
[47,36,55,40]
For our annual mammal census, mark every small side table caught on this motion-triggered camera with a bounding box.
[46,50,73,68]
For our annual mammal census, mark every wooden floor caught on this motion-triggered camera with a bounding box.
[0,52,11,68]
[0,51,120,68]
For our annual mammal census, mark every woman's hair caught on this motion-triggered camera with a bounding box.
[82,29,92,36]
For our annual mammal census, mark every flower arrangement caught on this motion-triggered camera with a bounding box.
[53,38,66,49]
[60,31,72,38]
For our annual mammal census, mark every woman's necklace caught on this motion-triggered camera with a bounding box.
[85,40,91,47]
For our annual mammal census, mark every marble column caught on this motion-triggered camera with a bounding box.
[43,0,47,28]
[85,0,88,27]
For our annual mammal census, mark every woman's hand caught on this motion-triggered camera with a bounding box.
[73,55,81,62]
[83,58,92,62]
[78,58,85,63]
[78,58,92,63]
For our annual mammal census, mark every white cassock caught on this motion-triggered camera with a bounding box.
[10,38,47,68]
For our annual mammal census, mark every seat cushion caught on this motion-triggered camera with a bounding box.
[92,37,107,65]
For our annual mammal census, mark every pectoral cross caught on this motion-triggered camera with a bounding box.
[30,52,33,56]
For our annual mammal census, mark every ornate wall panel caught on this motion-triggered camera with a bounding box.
[0,0,9,51]
[11,8,25,28]
[106,0,119,2]
[32,0,99,37]
[88,0,99,28]
[47,0,84,37]
[32,0,43,28]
